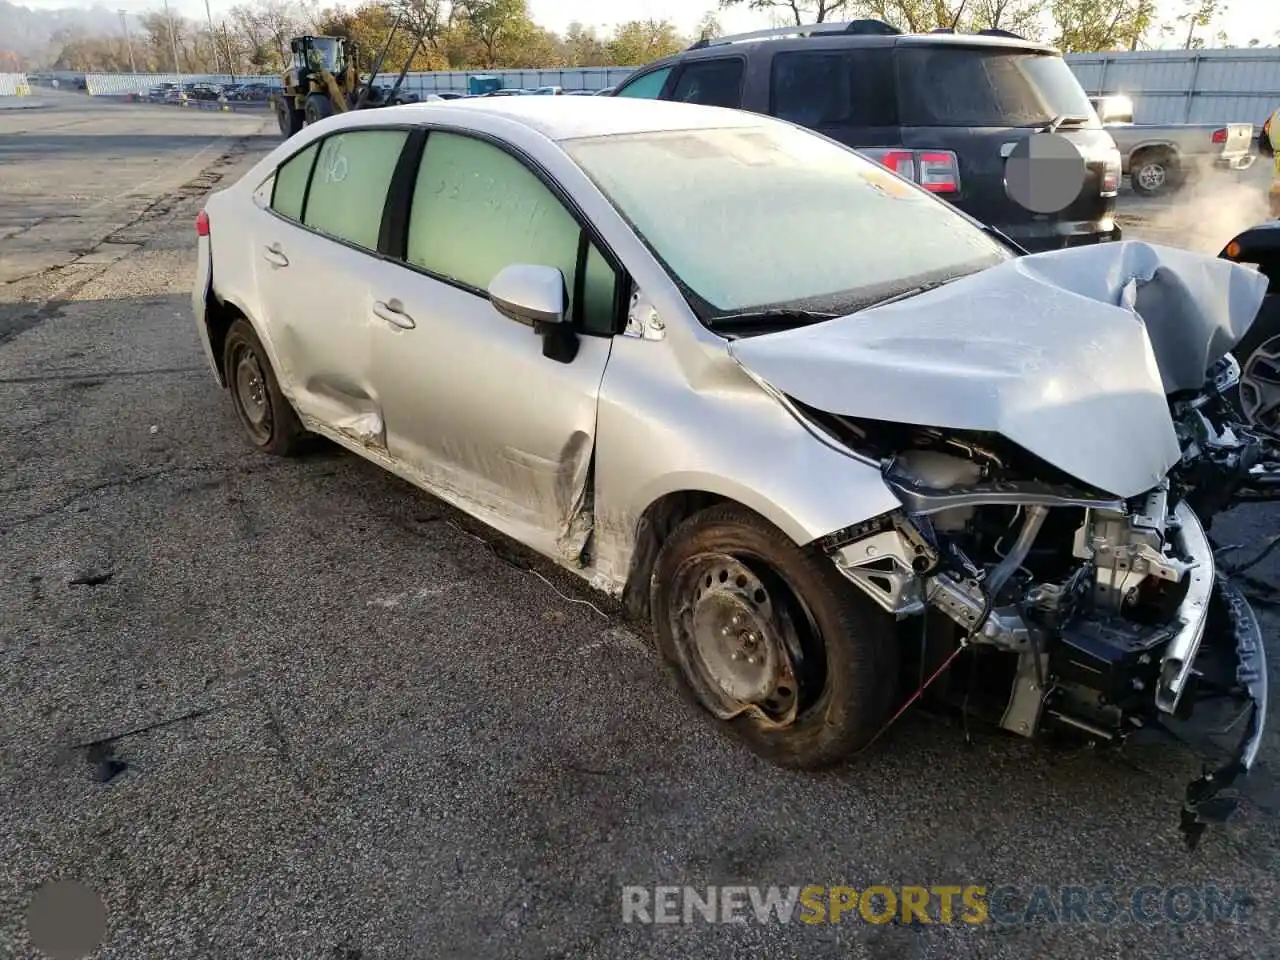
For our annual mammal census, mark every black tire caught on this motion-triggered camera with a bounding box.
[650,504,899,769]
[222,319,307,457]
[304,93,334,125]
[1229,292,1280,432]
[1130,149,1180,198]
[277,99,304,137]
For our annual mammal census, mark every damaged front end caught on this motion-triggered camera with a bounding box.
[815,416,1268,849]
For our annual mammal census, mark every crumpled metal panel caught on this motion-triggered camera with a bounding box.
[729,240,1269,499]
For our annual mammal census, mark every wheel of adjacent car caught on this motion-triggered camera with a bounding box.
[1229,292,1280,433]
[650,504,899,769]
[222,319,307,456]
[304,93,334,125]
[1131,149,1180,197]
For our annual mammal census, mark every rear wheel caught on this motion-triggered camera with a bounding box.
[650,504,899,769]
[304,93,334,125]
[1131,149,1180,197]
[276,98,303,137]
[222,319,307,457]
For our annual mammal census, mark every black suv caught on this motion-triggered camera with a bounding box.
[610,20,1123,253]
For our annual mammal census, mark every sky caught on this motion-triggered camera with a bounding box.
[13,0,1280,48]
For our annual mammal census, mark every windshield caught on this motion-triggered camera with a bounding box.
[562,123,1009,318]
[897,48,1098,128]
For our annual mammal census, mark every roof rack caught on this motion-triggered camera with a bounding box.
[976,28,1028,39]
[685,18,902,50]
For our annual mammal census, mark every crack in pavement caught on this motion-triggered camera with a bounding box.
[0,365,207,385]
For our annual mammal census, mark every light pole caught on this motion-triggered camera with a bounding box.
[119,9,137,73]
[162,0,184,93]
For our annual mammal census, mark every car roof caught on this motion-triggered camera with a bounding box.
[357,96,775,141]
[638,29,1057,72]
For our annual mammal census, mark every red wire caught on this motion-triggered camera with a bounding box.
[856,642,967,755]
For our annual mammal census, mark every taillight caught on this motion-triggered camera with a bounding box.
[1212,127,1228,144]
[1101,147,1122,195]
[860,148,961,195]
[195,209,210,237]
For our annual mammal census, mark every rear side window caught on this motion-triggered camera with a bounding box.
[302,129,408,250]
[615,67,671,99]
[669,59,744,109]
[770,49,897,128]
[897,48,1096,127]
[271,142,318,221]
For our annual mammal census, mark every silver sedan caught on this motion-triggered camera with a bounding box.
[191,95,1270,824]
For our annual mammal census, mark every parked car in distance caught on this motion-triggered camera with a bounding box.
[190,98,1270,844]
[1089,94,1256,197]
[228,81,273,101]
[609,19,1123,253]
[593,86,615,96]
[533,85,563,95]
[433,91,466,100]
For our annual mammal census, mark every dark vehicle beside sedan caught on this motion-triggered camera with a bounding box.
[611,19,1124,253]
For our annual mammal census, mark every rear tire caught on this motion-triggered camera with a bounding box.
[277,99,303,137]
[1131,149,1180,197]
[304,93,334,125]
[650,504,899,770]
[222,319,307,457]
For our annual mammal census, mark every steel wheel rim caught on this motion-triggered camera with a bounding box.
[667,552,824,728]
[231,342,272,443]
[1239,334,1280,430]
[1137,162,1166,191]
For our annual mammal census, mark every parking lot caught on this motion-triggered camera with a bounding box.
[2,91,1280,959]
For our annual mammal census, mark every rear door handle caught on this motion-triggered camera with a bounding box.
[373,298,415,330]
[262,244,289,267]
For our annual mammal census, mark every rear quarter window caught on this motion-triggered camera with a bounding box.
[270,142,318,221]
[770,49,897,128]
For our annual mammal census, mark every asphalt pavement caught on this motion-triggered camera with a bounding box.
[2,93,1280,960]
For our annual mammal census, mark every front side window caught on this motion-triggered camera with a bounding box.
[614,67,672,99]
[406,131,618,334]
[669,59,745,109]
[563,122,1009,319]
[303,129,407,251]
[270,142,318,221]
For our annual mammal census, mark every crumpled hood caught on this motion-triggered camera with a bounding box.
[729,240,1269,499]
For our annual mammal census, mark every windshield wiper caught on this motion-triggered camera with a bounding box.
[705,308,838,334]
[1042,113,1091,133]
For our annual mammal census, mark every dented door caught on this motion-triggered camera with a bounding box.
[361,255,610,561]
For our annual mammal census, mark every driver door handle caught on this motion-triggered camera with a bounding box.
[373,298,415,330]
[262,243,289,267]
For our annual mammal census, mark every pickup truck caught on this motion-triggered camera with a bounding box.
[1089,95,1256,197]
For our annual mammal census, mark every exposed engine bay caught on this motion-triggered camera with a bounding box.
[809,354,1271,850]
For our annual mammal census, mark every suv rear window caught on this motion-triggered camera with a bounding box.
[770,49,897,128]
[897,48,1097,127]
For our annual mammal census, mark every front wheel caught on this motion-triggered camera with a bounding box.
[1230,293,1280,433]
[650,504,899,769]
[276,99,304,137]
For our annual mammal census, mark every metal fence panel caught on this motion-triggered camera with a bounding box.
[1065,49,1280,126]
[0,73,30,96]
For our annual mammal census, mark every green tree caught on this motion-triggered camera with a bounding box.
[457,0,533,67]
[1050,0,1156,51]
[605,19,687,65]
[1175,0,1225,49]
[716,0,852,26]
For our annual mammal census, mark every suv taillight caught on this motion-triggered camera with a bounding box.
[195,209,210,237]
[1101,147,1122,196]
[860,148,961,195]
[1211,127,1228,144]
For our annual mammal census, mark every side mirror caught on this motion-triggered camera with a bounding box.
[487,264,578,363]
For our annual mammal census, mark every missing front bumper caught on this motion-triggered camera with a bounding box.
[1174,576,1269,850]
